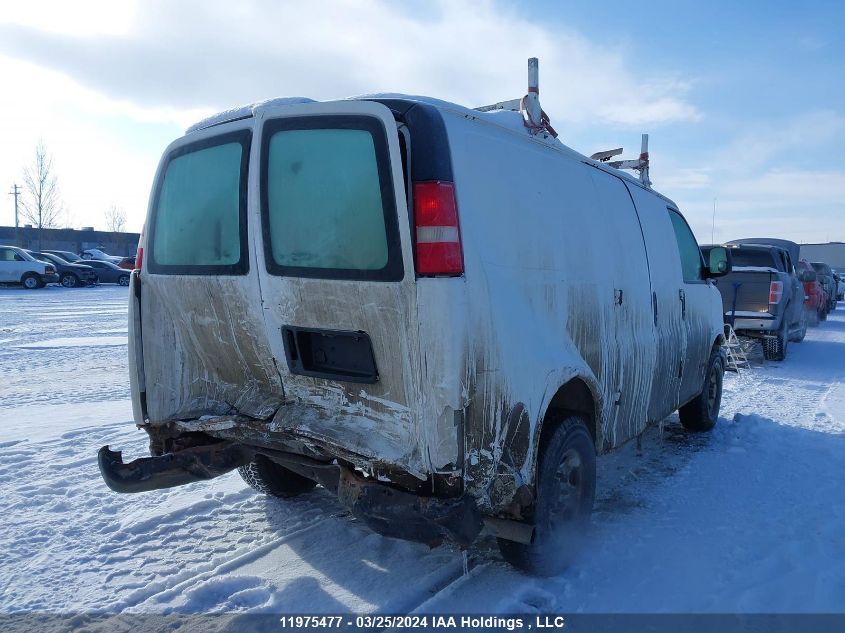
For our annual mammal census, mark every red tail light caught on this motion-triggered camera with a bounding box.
[769,280,783,304]
[135,224,144,272]
[413,181,463,276]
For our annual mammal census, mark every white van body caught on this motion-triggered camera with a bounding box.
[106,95,727,558]
[0,245,58,288]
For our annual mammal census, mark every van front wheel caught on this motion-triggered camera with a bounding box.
[238,455,317,498]
[679,349,724,432]
[497,416,595,576]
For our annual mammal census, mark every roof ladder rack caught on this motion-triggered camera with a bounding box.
[474,57,558,138]
[590,134,651,189]
[591,134,652,188]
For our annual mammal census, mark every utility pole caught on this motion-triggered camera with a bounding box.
[711,197,717,244]
[8,184,21,246]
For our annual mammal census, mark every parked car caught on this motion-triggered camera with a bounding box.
[42,249,84,263]
[117,256,136,270]
[810,262,837,312]
[831,269,845,301]
[27,251,97,288]
[702,240,805,360]
[796,260,825,325]
[0,245,59,289]
[99,93,731,575]
[81,248,123,264]
[80,259,130,285]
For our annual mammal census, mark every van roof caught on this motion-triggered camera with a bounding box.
[186,94,677,207]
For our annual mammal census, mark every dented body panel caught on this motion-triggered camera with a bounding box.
[126,95,726,539]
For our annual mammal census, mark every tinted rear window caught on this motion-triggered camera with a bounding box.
[731,249,778,269]
[148,130,250,275]
[260,116,403,281]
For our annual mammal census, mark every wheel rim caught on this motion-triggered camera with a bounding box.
[120,276,129,286]
[706,362,722,417]
[24,277,37,289]
[61,275,75,288]
[545,449,585,531]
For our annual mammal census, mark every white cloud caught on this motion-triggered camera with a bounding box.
[0,0,700,126]
[1,0,139,37]
[0,0,704,233]
[673,168,845,245]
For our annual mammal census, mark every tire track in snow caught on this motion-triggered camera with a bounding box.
[117,517,335,611]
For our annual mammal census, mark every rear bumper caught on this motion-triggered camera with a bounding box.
[98,441,488,547]
[98,443,251,493]
[728,314,780,333]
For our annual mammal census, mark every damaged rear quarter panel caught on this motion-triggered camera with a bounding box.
[444,113,627,515]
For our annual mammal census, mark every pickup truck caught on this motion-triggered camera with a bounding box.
[811,262,838,313]
[796,259,826,325]
[702,241,805,360]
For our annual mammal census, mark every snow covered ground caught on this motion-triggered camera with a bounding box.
[1,285,843,614]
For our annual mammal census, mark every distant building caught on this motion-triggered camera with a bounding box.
[799,242,845,269]
[0,226,139,257]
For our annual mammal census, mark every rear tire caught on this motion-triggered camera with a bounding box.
[60,273,79,288]
[679,349,724,432]
[22,273,41,290]
[238,455,317,498]
[118,275,130,286]
[763,319,788,361]
[497,416,595,576]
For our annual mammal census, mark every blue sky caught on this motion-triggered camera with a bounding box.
[0,0,842,243]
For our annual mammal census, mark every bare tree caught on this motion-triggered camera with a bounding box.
[104,204,127,232]
[21,141,62,229]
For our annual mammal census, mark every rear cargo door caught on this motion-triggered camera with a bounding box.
[252,101,424,472]
[141,118,285,424]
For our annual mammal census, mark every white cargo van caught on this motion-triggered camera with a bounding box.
[99,88,731,574]
[0,245,59,288]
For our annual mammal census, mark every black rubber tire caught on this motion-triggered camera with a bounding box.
[498,416,596,576]
[820,307,828,322]
[21,273,41,290]
[238,455,317,498]
[679,349,724,432]
[763,319,788,361]
[60,273,79,288]
[118,275,130,286]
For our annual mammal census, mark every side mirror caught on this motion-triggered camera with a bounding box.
[706,246,731,278]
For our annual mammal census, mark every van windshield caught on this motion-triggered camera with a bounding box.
[260,116,403,281]
[148,130,250,274]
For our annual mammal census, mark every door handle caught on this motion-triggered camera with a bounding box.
[652,292,658,325]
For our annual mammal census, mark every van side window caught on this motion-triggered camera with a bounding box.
[148,130,251,275]
[668,209,703,282]
[260,116,403,281]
